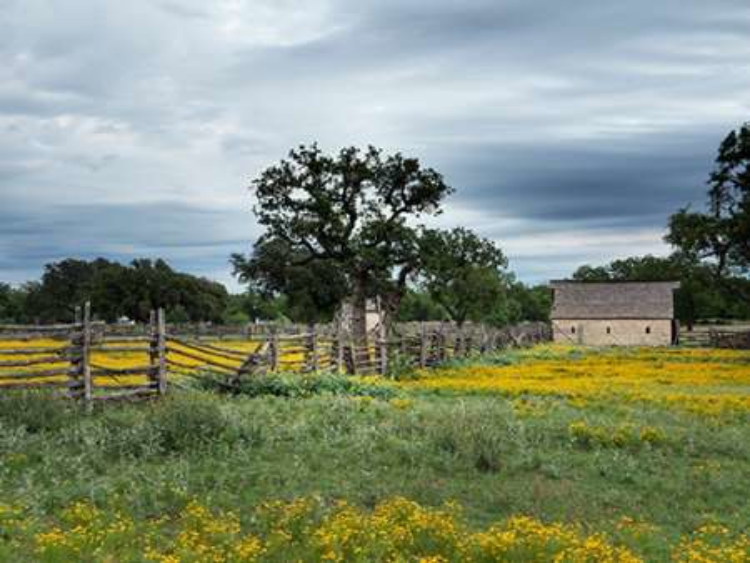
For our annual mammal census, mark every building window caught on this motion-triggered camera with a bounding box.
[571,326,576,334]
[606,327,611,334]
[645,326,651,334]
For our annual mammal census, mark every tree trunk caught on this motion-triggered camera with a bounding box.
[351,274,369,351]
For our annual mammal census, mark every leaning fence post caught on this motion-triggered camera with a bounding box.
[419,321,427,368]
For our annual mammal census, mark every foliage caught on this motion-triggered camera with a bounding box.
[383,351,419,381]
[233,144,454,333]
[223,291,288,324]
[666,123,750,293]
[0,344,749,560]
[195,371,397,400]
[418,227,510,327]
[395,289,448,322]
[10,496,750,562]
[400,345,750,418]
[484,281,552,326]
[0,391,76,433]
[6,258,229,324]
[0,283,27,323]
[232,238,348,324]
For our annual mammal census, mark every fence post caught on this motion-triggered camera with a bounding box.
[149,310,158,386]
[268,327,278,372]
[349,334,358,375]
[156,308,167,395]
[82,301,92,406]
[419,321,427,368]
[336,318,344,374]
[378,336,387,376]
[309,325,318,373]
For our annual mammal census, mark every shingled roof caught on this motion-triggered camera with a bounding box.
[549,281,680,320]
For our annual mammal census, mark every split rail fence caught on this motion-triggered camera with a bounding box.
[679,323,750,349]
[0,304,551,403]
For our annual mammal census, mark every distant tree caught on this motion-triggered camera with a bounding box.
[395,289,447,322]
[666,123,750,300]
[224,291,288,324]
[418,227,510,327]
[236,144,453,342]
[22,258,229,323]
[508,283,552,324]
[0,283,27,323]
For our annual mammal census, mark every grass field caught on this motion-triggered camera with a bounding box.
[0,345,748,561]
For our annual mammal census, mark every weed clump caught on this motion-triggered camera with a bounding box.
[196,371,397,400]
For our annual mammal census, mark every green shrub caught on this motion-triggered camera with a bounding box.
[146,394,233,453]
[385,352,419,380]
[429,402,519,473]
[196,372,397,400]
[0,391,76,434]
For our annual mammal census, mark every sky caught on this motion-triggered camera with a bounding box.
[1,0,749,291]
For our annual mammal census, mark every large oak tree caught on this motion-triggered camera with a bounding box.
[236,144,453,344]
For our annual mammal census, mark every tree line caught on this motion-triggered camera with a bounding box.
[0,259,228,324]
[0,256,549,327]
[2,123,748,328]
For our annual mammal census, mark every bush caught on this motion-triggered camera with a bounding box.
[568,420,668,450]
[197,372,397,400]
[385,352,419,380]
[146,394,233,453]
[429,402,519,473]
[0,391,76,433]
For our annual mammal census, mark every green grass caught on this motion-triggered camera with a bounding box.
[0,354,748,560]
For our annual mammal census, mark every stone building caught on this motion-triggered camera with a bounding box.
[549,281,680,346]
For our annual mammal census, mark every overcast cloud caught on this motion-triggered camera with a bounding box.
[1,0,749,289]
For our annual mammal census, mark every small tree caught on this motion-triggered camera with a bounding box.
[418,227,510,327]
[240,144,453,344]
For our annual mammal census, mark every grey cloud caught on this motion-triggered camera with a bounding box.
[0,200,256,286]
[1,0,748,288]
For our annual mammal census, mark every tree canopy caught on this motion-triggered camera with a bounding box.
[5,258,229,324]
[418,227,510,327]
[235,144,453,339]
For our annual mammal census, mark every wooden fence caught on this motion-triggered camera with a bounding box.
[0,304,551,403]
[679,323,750,348]
[0,303,167,402]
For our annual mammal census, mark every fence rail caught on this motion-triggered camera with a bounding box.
[679,323,750,348]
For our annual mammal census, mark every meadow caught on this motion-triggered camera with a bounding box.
[0,345,748,561]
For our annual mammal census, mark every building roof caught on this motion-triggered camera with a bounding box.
[549,281,680,320]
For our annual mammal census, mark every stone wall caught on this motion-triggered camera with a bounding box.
[552,319,674,346]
